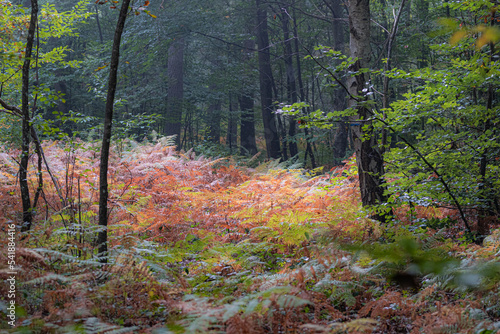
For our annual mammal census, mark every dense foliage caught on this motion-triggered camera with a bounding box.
[0,140,500,333]
[0,0,499,332]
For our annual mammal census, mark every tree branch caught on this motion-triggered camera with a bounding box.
[371,110,473,235]
[0,98,22,116]
[301,44,359,102]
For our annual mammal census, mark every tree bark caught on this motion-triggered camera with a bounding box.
[97,0,131,263]
[165,37,185,149]
[95,4,104,44]
[477,14,498,237]
[19,0,38,232]
[207,104,222,143]
[256,0,280,159]
[207,84,222,143]
[416,0,430,68]
[239,39,257,156]
[239,93,257,156]
[347,0,388,217]
[227,95,238,153]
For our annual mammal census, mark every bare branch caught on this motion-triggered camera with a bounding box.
[0,98,22,116]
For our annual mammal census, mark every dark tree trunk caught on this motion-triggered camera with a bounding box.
[277,114,288,161]
[281,4,298,158]
[477,17,498,237]
[95,5,104,44]
[256,0,280,159]
[239,40,258,156]
[332,121,348,163]
[207,84,222,143]
[207,103,222,143]
[165,37,185,149]
[347,0,388,217]
[97,0,131,263]
[227,95,238,153]
[304,127,317,168]
[239,93,257,155]
[53,77,70,137]
[19,0,38,232]
[416,0,430,67]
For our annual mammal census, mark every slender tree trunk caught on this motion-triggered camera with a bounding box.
[165,37,185,149]
[227,95,238,153]
[19,0,38,232]
[239,93,257,155]
[239,39,257,156]
[332,121,348,163]
[347,0,388,218]
[207,104,222,143]
[477,15,498,237]
[277,114,288,160]
[416,0,430,68]
[256,0,280,159]
[97,0,131,262]
[207,84,222,143]
[95,5,104,44]
[304,127,317,168]
[381,0,407,153]
[292,8,305,103]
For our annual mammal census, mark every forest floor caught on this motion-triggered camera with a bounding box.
[0,140,499,333]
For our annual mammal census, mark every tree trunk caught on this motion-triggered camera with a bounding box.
[165,37,185,149]
[97,0,131,263]
[207,103,222,143]
[256,0,280,159]
[95,4,104,44]
[381,0,407,153]
[347,0,388,217]
[477,17,498,237]
[239,93,257,155]
[227,95,238,153]
[207,84,222,143]
[416,0,430,68]
[277,114,288,161]
[19,0,38,232]
[239,39,257,156]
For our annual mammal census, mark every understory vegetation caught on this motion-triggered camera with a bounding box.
[1,0,500,332]
[1,139,499,334]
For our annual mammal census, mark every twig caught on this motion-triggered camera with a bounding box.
[300,44,359,102]
[371,109,473,234]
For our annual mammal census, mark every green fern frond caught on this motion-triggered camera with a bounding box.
[104,326,140,334]
[82,317,118,334]
[23,273,69,285]
[81,317,139,334]
[35,249,104,266]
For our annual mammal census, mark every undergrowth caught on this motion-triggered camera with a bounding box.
[0,140,499,333]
